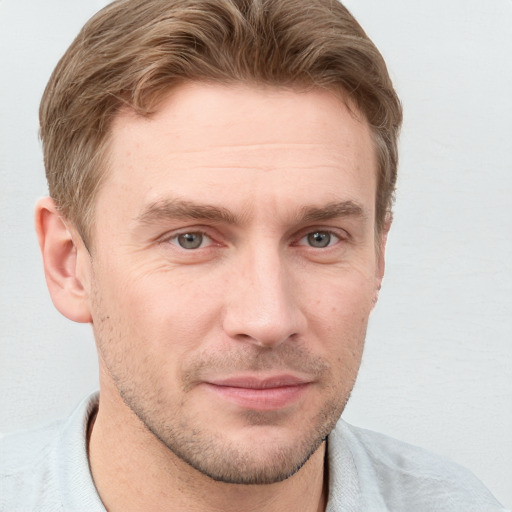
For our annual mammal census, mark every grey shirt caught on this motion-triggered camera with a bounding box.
[1,393,507,511]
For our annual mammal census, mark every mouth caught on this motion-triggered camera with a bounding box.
[202,375,311,411]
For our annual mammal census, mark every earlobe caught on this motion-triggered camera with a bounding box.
[35,197,92,323]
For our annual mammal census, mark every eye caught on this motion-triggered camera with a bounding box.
[171,232,210,250]
[299,230,340,248]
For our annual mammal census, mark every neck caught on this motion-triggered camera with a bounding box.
[88,391,328,512]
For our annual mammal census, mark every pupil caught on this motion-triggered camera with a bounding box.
[178,233,202,249]
[308,231,330,248]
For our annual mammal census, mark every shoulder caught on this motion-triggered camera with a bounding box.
[0,393,104,512]
[329,419,508,511]
[1,420,64,511]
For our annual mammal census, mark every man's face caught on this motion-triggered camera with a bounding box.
[85,83,384,484]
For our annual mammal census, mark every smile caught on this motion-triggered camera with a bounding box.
[202,375,311,411]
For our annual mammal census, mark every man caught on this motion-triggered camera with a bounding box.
[0,0,507,510]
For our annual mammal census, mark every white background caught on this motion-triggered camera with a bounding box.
[0,0,510,508]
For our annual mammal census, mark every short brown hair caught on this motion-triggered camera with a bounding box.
[40,0,402,245]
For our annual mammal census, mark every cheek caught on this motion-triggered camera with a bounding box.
[93,264,224,357]
[305,268,376,325]
[304,271,374,366]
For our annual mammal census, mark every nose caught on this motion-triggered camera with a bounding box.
[222,244,305,348]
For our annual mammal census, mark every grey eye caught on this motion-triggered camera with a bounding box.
[177,232,204,249]
[307,231,332,248]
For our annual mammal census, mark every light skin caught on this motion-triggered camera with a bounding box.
[36,83,388,512]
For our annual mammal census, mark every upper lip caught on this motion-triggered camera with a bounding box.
[206,375,311,389]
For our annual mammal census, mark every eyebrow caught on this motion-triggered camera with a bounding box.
[299,201,366,223]
[136,199,238,225]
[136,198,367,226]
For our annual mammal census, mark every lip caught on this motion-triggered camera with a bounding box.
[202,374,311,411]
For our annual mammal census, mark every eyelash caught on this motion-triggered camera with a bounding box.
[166,230,215,250]
[295,230,343,249]
[162,227,348,251]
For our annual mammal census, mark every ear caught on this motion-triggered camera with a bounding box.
[373,215,392,307]
[35,197,92,323]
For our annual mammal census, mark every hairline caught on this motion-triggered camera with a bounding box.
[71,79,390,251]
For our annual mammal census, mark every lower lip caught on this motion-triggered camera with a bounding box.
[203,383,309,411]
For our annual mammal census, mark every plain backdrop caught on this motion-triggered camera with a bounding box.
[1,0,511,508]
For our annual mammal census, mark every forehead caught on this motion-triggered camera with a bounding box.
[99,83,377,225]
[112,83,372,158]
